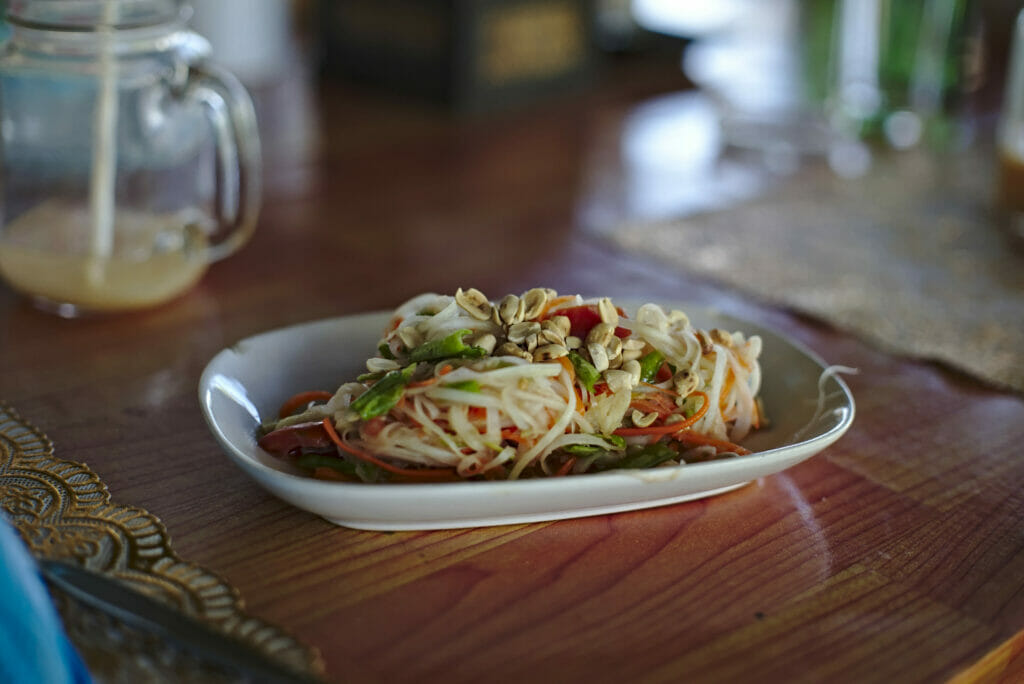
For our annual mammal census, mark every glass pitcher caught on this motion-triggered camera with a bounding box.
[0,0,260,316]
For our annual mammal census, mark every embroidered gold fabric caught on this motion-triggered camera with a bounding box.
[0,402,323,682]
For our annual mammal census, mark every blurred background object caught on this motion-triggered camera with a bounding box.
[0,0,260,316]
[824,0,979,151]
[190,0,294,87]
[680,0,835,170]
[3,0,1020,210]
[0,516,91,684]
[997,6,1024,243]
[316,0,597,113]
[188,0,318,176]
[663,0,984,177]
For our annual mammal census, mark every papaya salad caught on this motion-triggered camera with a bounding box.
[258,288,767,483]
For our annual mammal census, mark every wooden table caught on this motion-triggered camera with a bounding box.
[3,49,1024,683]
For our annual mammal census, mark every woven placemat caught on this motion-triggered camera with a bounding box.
[609,141,1024,394]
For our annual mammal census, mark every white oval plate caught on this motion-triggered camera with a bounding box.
[199,305,854,530]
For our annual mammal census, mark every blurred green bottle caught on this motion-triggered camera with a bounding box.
[799,0,977,149]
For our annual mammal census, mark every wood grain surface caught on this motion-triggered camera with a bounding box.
[2,46,1023,683]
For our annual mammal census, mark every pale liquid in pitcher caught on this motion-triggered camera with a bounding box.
[997,147,1024,242]
[0,202,209,313]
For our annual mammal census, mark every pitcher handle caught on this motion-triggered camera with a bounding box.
[183,61,261,262]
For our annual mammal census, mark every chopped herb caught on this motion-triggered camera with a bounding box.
[568,351,600,392]
[378,342,395,360]
[563,435,626,455]
[357,370,387,383]
[639,350,665,382]
[297,453,356,475]
[614,442,679,469]
[408,329,487,363]
[350,364,417,419]
[680,393,704,418]
[354,461,383,482]
[443,380,481,392]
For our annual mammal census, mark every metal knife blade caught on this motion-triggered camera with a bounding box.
[38,559,322,684]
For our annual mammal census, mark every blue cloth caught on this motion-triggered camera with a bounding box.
[0,515,92,684]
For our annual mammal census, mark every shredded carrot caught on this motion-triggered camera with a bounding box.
[537,295,577,319]
[719,368,735,412]
[630,390,678,418]
[322,419,458,480]
[555,356,587,414]
[554,457,577,477]
[277,390,334,419]
[556,355,575,379]
[613,391,709,436]
[671,430,751,455]
[500,427,521,441]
